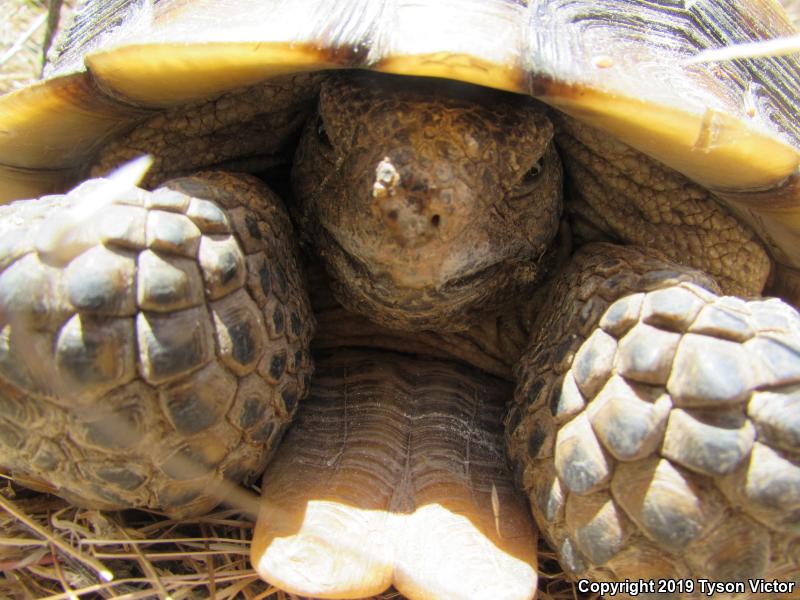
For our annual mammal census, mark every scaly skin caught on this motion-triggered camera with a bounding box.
[91,72,325,188]
[554,113,771,296]
[0,172,314,517]
[293,72,563,332]
[508,243,800,594]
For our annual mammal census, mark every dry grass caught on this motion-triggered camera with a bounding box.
[0,478,272,599]
[0,473,584,600]
[1,1,800,599]
[0,0,48,95]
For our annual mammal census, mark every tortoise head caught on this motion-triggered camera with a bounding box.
[293,72,563,331]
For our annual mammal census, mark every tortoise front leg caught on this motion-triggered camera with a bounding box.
[251,350,538,600]
[0,171,313,517]
[507,243,800,592]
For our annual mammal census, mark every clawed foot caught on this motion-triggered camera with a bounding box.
[509,244,800,592]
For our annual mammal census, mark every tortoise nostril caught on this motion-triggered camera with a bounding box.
[431,215,440,227]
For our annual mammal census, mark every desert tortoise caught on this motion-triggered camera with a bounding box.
[0,0,799,598]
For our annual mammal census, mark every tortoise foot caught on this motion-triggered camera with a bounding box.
[252,350,538,600]
[509,243,800,597]
[0,171,314,516]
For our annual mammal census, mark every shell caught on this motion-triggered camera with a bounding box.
[1,0,799,300]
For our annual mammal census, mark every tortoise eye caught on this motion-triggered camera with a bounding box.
[522,159,543,184]
[315,114,332,148]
